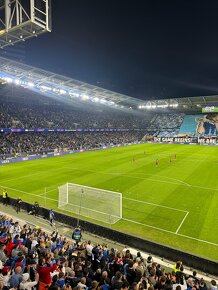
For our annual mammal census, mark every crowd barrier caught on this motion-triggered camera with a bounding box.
[0,142,142,165]
[0,196,217,275]
[0,128,132,133]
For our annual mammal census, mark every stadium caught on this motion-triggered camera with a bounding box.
[0,1,218,289]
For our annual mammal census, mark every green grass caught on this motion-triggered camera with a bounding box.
[1,143,218,260]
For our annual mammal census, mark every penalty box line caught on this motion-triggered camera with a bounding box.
[123,197,189,234]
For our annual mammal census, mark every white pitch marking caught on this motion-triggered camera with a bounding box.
[176,232,218,247]
[175,211,189,234]
[62,166,218,192]
[122,217,175,235]
[123,196,187,213]
[1,184,217,247]
[0,185,57,202]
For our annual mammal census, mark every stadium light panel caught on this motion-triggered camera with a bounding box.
[81,94,90,100]
[70,92,80,98]
[15,79,21,85]
[27,82,35,87]
[4,77,13,83]
[59,89,66,94]
[93,97,100,102]
[40,85,52,91]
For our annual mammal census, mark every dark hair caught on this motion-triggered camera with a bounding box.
[121,281,129,289]
[206,113,218,121]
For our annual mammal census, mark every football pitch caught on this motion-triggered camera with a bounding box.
[1,143,218,260]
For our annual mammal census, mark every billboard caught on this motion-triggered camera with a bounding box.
[179,113,218,136]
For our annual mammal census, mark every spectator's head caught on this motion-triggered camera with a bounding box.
[121,281,129,290]
[187,278,194,287]
[115,271,122,280]
[128,260,134,268]
[0,244,6,251]
[210,280,217,290]
[15,266,22,274]
[91,281,99,290]
[192,271,197,277]
[160,276,166,284]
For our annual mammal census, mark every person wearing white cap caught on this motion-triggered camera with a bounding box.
[20,272,39,290]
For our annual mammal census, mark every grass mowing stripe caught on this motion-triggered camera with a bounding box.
[2,143,218,259]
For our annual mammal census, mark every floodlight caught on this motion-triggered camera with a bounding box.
[27,82,34,87]
[15,79,21,85]
[93,97,100,102]
[59,89,66,94]
[4,77,13,83]
[40,85,51,91]
[81,94,90,100]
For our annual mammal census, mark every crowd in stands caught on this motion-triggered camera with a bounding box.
[0,95,151,130]
[0,131,144,157]
[149,114,185,137]
[0,213,217,290]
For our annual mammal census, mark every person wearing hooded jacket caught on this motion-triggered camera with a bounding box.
[19,272,39,290]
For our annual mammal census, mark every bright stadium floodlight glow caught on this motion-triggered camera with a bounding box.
[81,94,90,100]
[93,97,100,102]
[100,99,106,104]
[27,82,34,87]
[4,77,13,83]
[151,105,156,109]
[69,92,80,98]
[59,89,66,94]
[52,88,59,93]
[15,79,21,85]
[40,85,52,91]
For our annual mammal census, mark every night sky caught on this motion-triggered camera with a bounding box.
[25,0,218,100]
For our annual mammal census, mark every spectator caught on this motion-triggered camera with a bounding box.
[0,244,7,263]
[37,256,57,290]
[15,198,22,214]
[20,272,39,290]
[9,266,23,289]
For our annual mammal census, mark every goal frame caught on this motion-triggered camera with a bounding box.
[58,182,122,224]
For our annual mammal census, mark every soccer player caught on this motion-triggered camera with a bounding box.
[174,154,177,160]
[156,159,159,167]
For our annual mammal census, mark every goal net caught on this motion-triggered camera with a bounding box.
[58,183,122,224]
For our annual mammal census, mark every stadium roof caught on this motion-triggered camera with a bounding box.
[0,56,218,112]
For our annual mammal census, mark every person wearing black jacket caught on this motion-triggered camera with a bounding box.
[15,197,22,213]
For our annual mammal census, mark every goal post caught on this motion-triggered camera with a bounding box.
[58,183,122,224]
